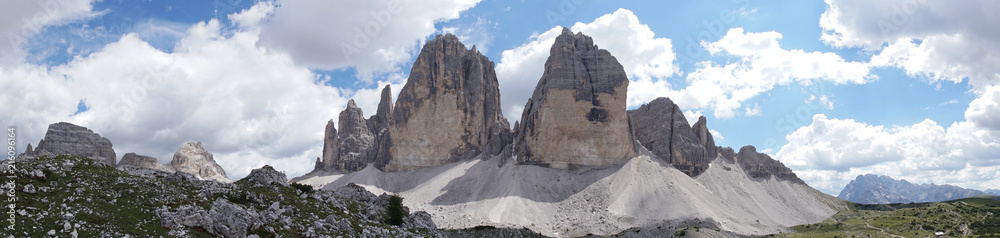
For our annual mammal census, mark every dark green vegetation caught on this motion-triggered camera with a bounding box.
[290,182,313,193]
[385,195,407,226]
[4,155,548,237]
[779,196,1000,238]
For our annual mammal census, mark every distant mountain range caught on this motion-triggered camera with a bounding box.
[839,174,1000,204]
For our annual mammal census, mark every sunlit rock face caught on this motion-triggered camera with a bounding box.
[513,28,637,169]
[169,141,230,182]
[384,33,511,171]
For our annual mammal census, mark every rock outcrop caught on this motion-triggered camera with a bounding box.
[513,28,636,169]
[384,33,511,171]
[241,165,289,187]
[838,174,988,204]
[735,146,804,184]
[169,141,230,183]
[628,97,716,176]
[20,122,117,166]
[117,153,174,172]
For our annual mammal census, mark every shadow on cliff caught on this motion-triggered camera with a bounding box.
[428,155,625,205]
[322,154,624,205]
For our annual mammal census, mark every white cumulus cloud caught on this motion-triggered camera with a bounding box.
[257,0,481,82]
[2,16,354,180]
[0,0,101,64]
[821,0,1000,89]
[676,28,870,118]
[776,112,1000,194]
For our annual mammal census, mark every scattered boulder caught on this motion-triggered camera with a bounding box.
[628,97,713,177]
[156,205,212,231]
[209,198,263,238]
[384,33,511,171]
[118,153,174,173]
[20,122,117,166]
[169,142,230,183]
[735,146,805,184]
[513,28,636,169]
[164,171,200,183]
[156,199,264,238]
[402,211,437,230]
[241,165,289,187]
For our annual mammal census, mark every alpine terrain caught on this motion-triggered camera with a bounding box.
[293,29,847,237]
[838,174,999,204]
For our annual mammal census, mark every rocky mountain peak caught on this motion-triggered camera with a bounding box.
[628,97,713,176]
[735,145,804,184]
[513,28,636,169]
[169,141,230,183]
[838,174,988,204]
[337,98,376,171]
[369,85,394,133]
[318,119,340,171]
[691,116,718,161]
[382,32,511,171]
[20,122,117,166]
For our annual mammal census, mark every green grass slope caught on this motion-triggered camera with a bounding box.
[777,196,1000,238]
[2,155,546,237]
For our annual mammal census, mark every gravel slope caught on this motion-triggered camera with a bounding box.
[293,155,845,237]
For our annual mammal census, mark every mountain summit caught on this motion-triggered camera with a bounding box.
[295,29,841,236]
[838,174,988,204]
[312,33,512,173]
[513,27,637,168]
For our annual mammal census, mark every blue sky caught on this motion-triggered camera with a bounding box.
[2,0,998,195]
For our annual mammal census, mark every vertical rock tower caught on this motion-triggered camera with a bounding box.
[384,34,511,171]
[514,28,637,169]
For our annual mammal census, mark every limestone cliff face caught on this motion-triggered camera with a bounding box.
[384,33,511,171]
[691,116,718,160]
[317,119,340,170]
[368,85,394,134]
[21,122,117,166]
[628,98,717,177]
[338,99,376,170]
[316,85,395,173]
[513,28,636,169]
[169,142,230,183]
